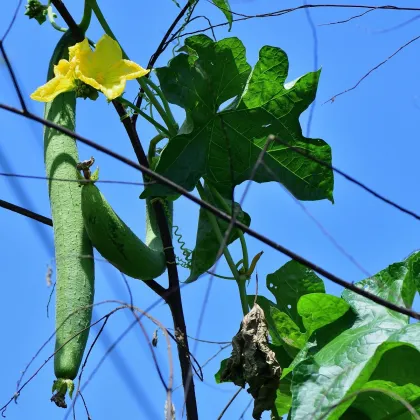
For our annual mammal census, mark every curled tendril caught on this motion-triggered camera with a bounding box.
[158,198,193,270]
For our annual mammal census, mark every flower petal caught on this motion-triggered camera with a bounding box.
[89,60,149,100]
[69,38,91,62]
[53,59,73,78]
[110,59,150,81]
[96,61,149,100]
[99,78,127,100]
[30,76,75,102]
[93,35,123,68]
[70,34,150,101]
[75,68,102,91]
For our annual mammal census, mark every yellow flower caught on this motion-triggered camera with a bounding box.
[31,34,149,102]
[72,34,149,100]
[30,58,76,102]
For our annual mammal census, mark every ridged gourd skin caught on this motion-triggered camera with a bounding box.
[44,33,95,385]
[145,195,173,252]
[81,183,172,280]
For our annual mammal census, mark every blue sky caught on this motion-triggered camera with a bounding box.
[1,0,420,419]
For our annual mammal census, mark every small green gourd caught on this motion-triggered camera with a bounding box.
[81,181,172,280]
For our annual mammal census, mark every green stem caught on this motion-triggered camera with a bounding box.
[148,98,157,132]
[88,0,177,136]
[205,184,250,315]
[47,6,67,32]
[144,77,178,132]
[78,0,92,32]
[206,271,236,280]
[196,182,241,281]
[148,133,166,163]
[235,259,244,269]
[207,184,249,273]
[117,98,170,137]
[139,78,177,137]
[239,235,249,273]
[237,278,249,316]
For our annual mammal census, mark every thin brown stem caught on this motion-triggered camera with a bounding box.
[132,0,195,125]
[113,101,198,419]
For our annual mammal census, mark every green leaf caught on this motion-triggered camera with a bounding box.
[290,252,420,420]
[215,358,229,384]
[346,380,420,419]
[90,167,99,182]
[210,0,232,30]
[281,341,317,379]
[280,293,349,379]
[343,255,419,325]
[249,262,350,378]
[186,188,251,282]
[297,293,350,337]
[25,0,48,25]
[315,305,357,350]
[267,260,325,328]
[273,383,293,417]
[247,296,303,356]
[143,35,333,203]
[270,307,306,350]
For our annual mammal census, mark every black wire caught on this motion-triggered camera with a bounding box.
[0,44,27,112]
[1,0,23,42]
[2,104,420,320]
[3,101,420,223]
[0,172,152,186]
[268,135,420,221]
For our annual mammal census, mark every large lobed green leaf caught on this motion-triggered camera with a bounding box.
[290,251,420,419]
[142,35,333,202]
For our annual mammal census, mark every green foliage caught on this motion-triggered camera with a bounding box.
[210,0,233,30]
[267,260,326,328]
[347,380,420,419]
[298,293,350,337]
[25,0,48,25]
[142,34,333,202]
[291,251,420,419]
[216,260,348,417]
[248,260,328,349]
[273,381,293,417]
[270,307,306,351]
[215,253,420,419]
[186,185,250,282]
